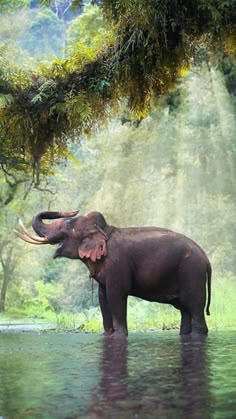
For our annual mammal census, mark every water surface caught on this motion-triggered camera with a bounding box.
[0,331,235,418]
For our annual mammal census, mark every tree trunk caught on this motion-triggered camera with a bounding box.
[0,277,8,311]
[0,248,13,312]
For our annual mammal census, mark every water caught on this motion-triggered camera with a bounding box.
[0,331,235,418]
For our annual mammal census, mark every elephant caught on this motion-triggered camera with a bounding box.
[15,210,212,337]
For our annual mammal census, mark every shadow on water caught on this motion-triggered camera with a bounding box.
[0,331,235,418]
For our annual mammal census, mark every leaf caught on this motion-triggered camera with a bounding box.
[31,93,44,104]
[0,94,14,108]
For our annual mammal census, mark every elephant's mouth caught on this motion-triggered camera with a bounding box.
[53,242,64,259]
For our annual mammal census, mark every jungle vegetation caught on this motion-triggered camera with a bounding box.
[1,0,236,176]
[0,0,236,331]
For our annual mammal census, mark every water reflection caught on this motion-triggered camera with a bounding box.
[89,334,210,418]
[0,332,235,418]
[88,338,128,418]
[178,336,210,419]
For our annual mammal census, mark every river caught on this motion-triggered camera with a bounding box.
[0,331,235,418]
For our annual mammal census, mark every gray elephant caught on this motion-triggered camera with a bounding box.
[15,210,211,337]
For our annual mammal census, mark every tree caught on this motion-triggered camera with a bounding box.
[0,0,30,13]
[0,156,59,311]
[0,243,20,311]
[1,1,236,175]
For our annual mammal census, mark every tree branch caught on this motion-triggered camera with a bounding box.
[0,165,30,205]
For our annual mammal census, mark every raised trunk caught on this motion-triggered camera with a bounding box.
[32,210,79,239]
[32,211,63,237]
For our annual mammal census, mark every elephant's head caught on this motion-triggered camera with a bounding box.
[14,210,110,262]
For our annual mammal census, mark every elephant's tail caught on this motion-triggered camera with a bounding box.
[206,261,212,316]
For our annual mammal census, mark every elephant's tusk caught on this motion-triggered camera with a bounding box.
[13,230,49,245]
[18,219,49,243]
[59,210,80,218]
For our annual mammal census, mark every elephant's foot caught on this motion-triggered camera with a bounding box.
[112,325,128,338]
[192,318,208,335]
[111,319,128,337]
[102,324,128,338]
[179,329,192,335]
[102,327,114,336]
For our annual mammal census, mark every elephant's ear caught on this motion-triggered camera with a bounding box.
[78,232,107,262]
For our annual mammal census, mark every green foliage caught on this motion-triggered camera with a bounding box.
[66,3,113,49]
[208,275,236,329]
[31,80,58,104]
[1,1,236,172]
[56,311,80,329]
[0,3,115,177]
[0,9,32,43]
[0,0,30,13]
[21,281,64,314]
[0,43,32,88]
[56,307,99,330]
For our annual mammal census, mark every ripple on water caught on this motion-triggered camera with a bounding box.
[0,331,235,418]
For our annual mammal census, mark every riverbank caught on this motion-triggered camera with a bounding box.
[1,303,236,333]
[1,277,236,332]
[0,323,57,332]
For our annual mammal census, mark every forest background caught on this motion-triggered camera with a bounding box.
[0,0,236,331]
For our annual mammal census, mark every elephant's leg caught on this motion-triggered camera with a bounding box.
[191,309,208,335]
[112,297,128,337]
[98,285,114,335]
[106,289,128,337]
[188,286,208,335]
[179,262,208,335]
[180,309,192,335]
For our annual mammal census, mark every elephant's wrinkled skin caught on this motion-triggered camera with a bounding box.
[15,210,211,337]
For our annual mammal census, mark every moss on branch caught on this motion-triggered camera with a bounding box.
[1,0,236,176]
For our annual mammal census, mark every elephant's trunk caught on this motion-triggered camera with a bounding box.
[32,210,79,240]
